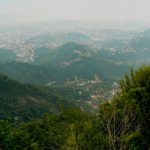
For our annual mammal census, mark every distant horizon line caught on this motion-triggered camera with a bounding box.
[1,16,150,24]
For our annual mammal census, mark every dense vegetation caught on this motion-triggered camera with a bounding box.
[0,66,149,149]
[0,75,72,121]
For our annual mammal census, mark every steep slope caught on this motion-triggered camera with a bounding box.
[0,75,71,121]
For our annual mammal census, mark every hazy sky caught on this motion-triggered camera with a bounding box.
[0,0,150,22]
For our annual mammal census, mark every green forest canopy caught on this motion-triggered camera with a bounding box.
[0,66,150,150]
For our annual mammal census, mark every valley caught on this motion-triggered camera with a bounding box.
[0,21,150,114]
[0,0,150,149]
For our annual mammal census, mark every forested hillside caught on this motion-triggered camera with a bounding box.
[0,66,149,149]
[0,75,72,121]
[0,43,130,85]
[1,0,150,148]
[0,20,150,149]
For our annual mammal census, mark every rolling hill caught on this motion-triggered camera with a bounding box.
[0,43,130,85]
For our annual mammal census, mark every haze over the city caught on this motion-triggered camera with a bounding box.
[0,0,150,23]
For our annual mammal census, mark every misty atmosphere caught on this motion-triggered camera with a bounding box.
[0,0,150,150]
